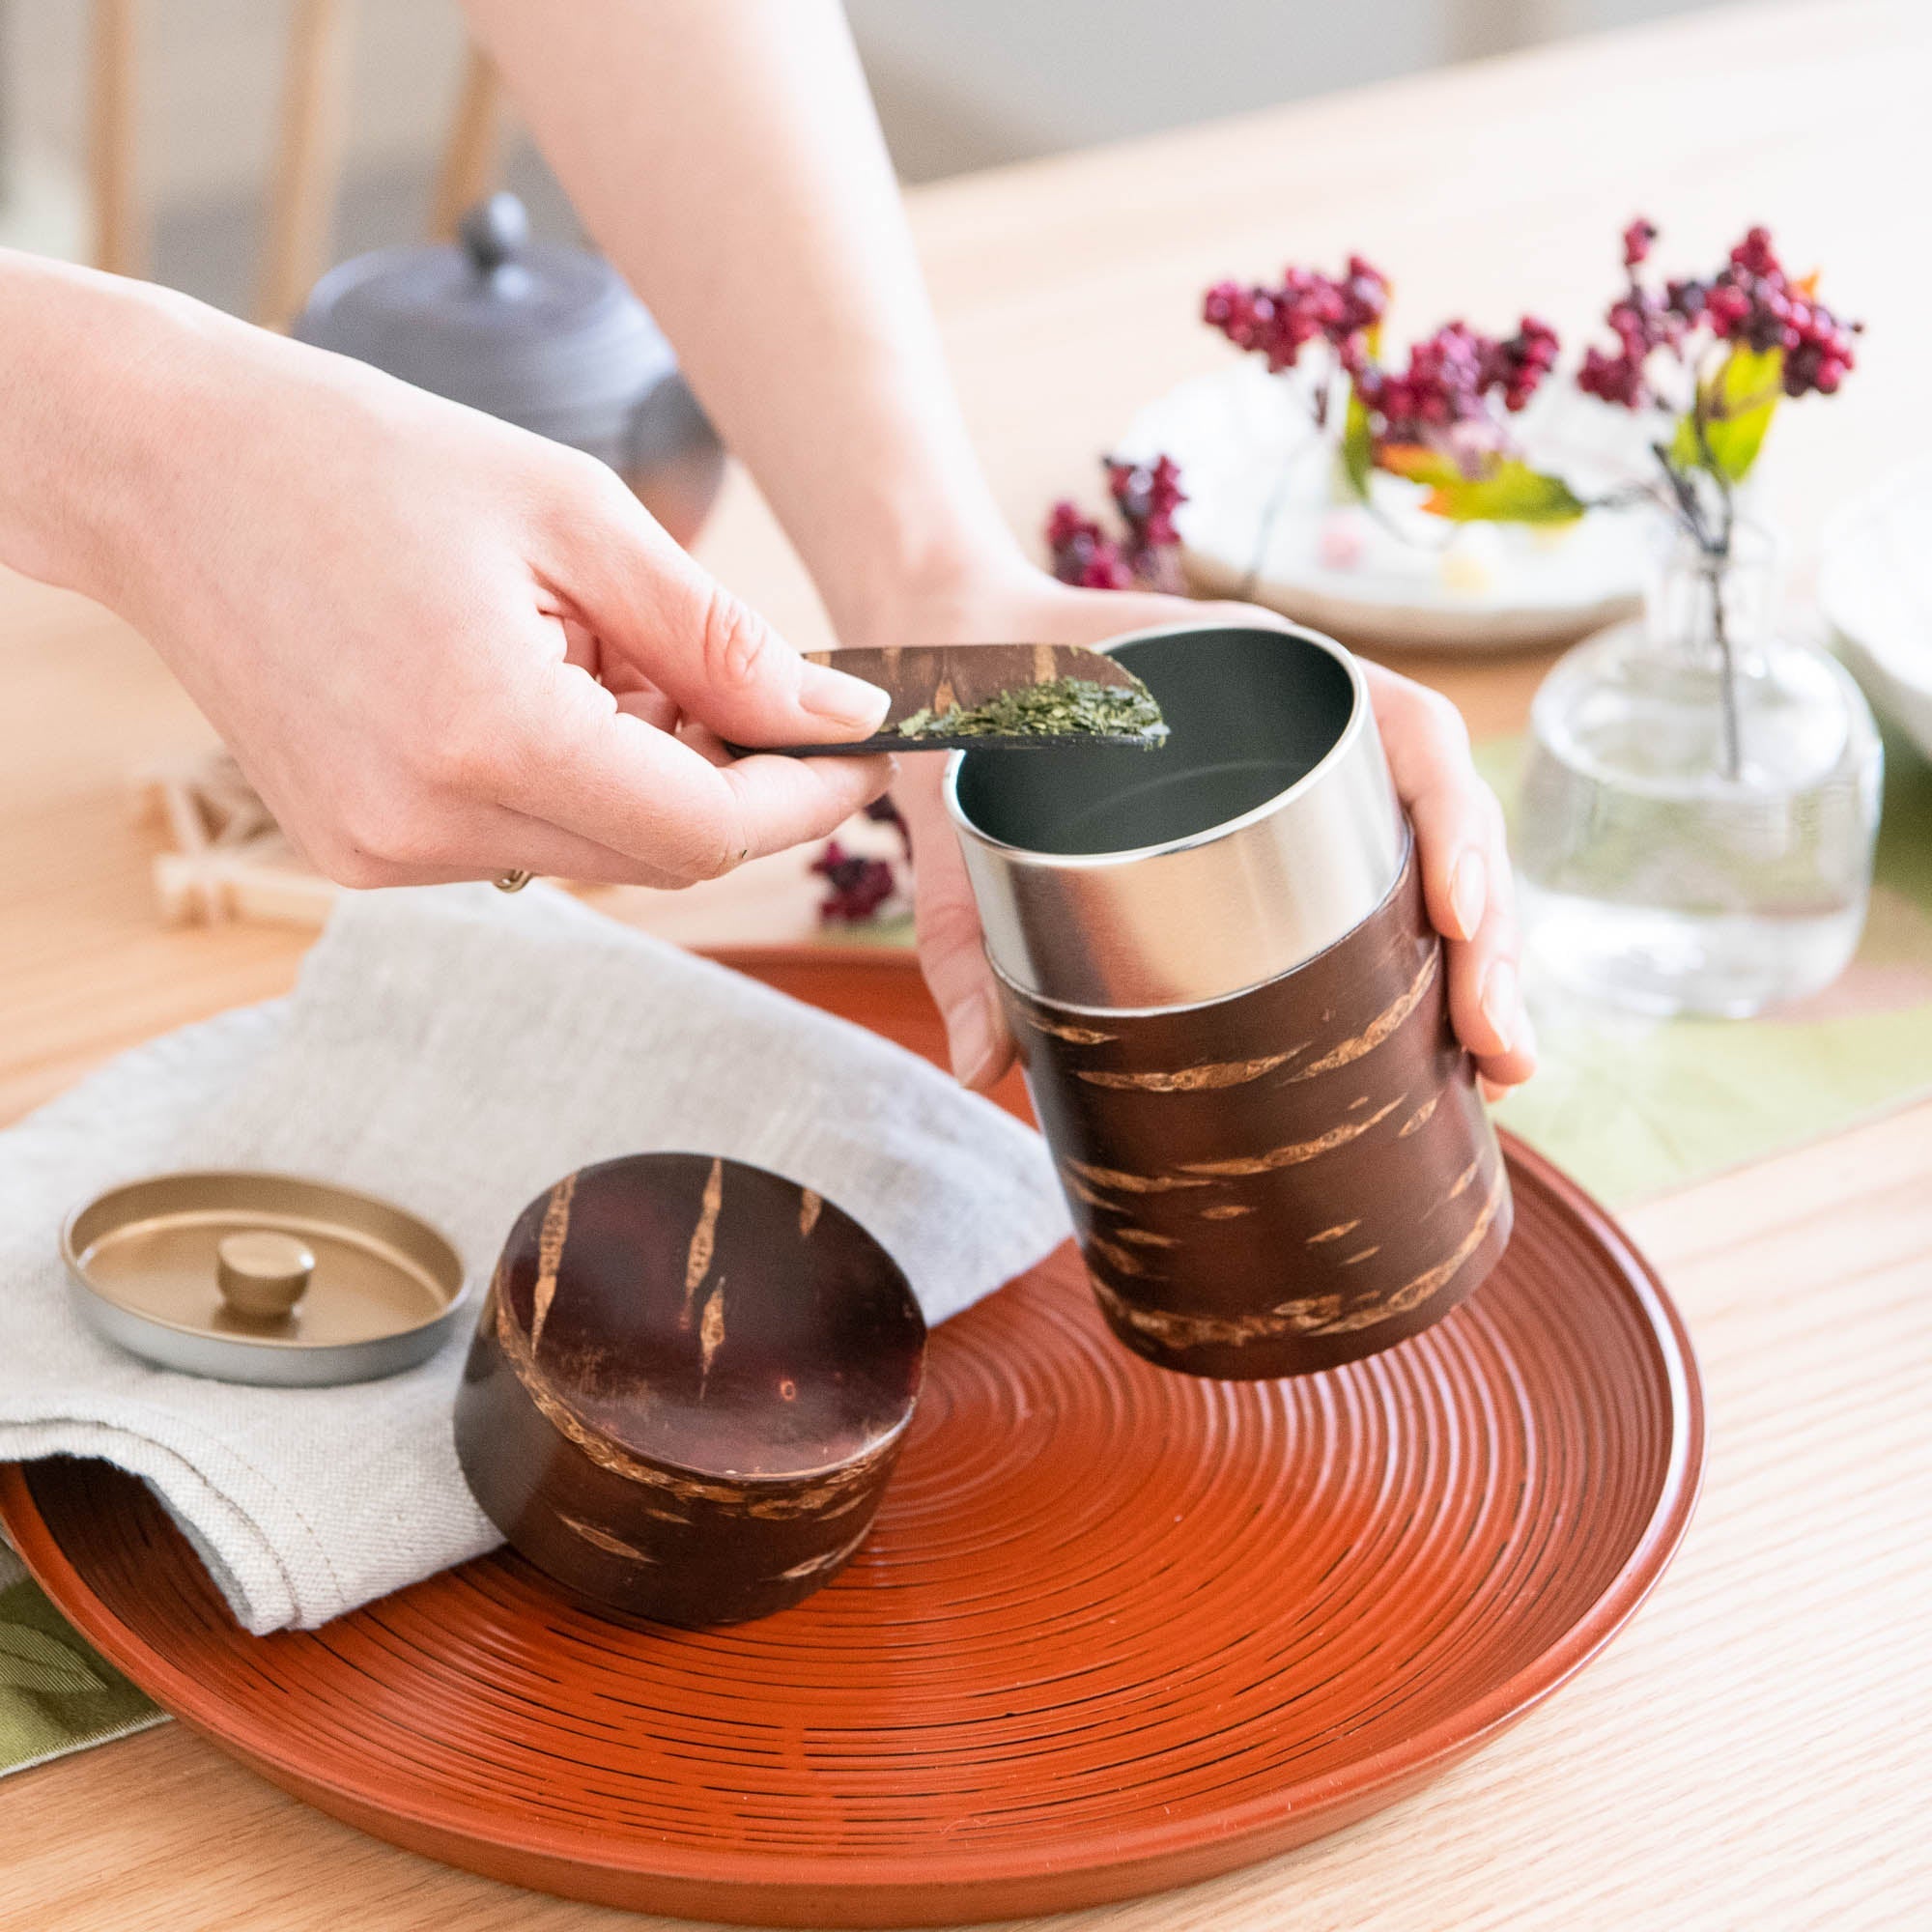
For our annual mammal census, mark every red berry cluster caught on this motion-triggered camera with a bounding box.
[1201,256,1390,374]
[808,797,911,927]
[1487,319,1563,412]
[1706,227,1860,396]
[1045,454,1187,591]
[1202,252,1555,470]
[1106,453,1187,551]
[1578,218,1861,411]
[1577,288,1688,409]
[810,839,897,924]
[863,793,913,857]
[1043,501,1132,590]
[1356,316,1559,441]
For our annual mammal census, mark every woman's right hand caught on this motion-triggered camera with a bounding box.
[875,569,1536,1101]
[3,256,895,889]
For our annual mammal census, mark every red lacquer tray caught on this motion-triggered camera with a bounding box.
[0,952,1703,1928]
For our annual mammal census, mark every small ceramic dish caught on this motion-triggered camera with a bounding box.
[455,1152,925,1627]
[1820,459,1932,762]
[1117,362,1648,653]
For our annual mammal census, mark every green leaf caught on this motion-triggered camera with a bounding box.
[1339,384,1374,500]
[1382,448,1586,525]
[0,1623,106,1697]
[1671,346,1782,483]
[1377,441,1463,489]
[1335,325,1382,501]
[1425,463,1586,524]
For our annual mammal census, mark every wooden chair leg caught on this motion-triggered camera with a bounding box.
[256,0,355,331]
[430,42,505,241]
[89,0,143,277]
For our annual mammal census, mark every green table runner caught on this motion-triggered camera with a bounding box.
[0,1547,165,1776]
[8,726,1930,1782]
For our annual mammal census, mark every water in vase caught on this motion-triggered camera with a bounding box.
[1516,540,1882,1018]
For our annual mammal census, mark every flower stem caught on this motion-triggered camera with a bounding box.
[1690,415,1743,782]
[1651,437,1743,782]
[1707,553,1743,781]
[1241,447,1301,601]
[1243,366,1357,597]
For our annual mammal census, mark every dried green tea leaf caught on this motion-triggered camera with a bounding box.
[887,674,1169,744]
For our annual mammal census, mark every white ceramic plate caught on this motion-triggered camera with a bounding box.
[1819,460,1932,761]
[1117,363,1651,654]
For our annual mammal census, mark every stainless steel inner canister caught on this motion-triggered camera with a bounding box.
[947,624,1406,1008]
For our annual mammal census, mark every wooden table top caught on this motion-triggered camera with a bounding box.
[6,1,1930,1924]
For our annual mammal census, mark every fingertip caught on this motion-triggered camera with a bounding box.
[1515,997,1539,1065]
[1446,848,1487,945]
[808,750,900,837]
[964,1037,1018,1094]
[1476,958,1520,1059]
[823,749,899,810]
[789,746,895,786]
[712,748,900,860]
[1474,1004,1538,1094]
[798,659,892,735]
[947,987,1012,1091]
[1476,1042,1536,1096]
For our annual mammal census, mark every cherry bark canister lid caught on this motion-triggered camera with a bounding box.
[945,623,1512,1379]
[455,1153,925,1627]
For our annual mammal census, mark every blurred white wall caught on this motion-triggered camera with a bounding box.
[847,0,1455,180]
[847,0,1731,179]
[0,0,1732,291]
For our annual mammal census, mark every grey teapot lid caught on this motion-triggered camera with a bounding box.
[293,193,676,441]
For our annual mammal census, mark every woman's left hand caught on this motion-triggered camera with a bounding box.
[875,568,1537,1100]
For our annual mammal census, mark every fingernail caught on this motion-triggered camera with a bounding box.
[950,988,1002,1089]
[1515,996,1539,1065]
[799,660,891,730]
[1479,960,1518,1056]
[1448,849,1487,943]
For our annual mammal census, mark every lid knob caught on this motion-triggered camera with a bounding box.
[459,192,530,277]
[216,1230,316,1322]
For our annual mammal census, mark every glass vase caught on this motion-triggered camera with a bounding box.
[1515,524,1882,1017]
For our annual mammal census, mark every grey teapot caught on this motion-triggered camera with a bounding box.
[294,193,724,546]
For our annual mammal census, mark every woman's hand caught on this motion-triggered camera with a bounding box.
[2,258,895,890]
[876,568,1536,1100]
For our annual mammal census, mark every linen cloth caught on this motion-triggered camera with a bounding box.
[0,885,1068,1633]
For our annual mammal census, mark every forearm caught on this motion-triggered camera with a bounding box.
[0,252,350,622]
[0,251,172,603]
[461,0,1023,640]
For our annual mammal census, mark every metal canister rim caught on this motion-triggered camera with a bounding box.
[943,621,1406,1010]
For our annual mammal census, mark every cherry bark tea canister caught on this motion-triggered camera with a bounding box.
[946,622,1511,1379]
[455,1153,924,1626]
